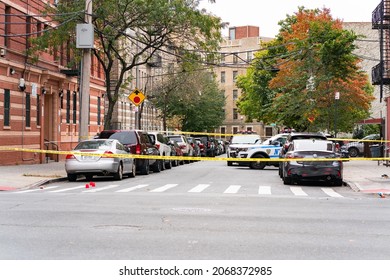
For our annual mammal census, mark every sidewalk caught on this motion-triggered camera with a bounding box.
[0,159,390,194]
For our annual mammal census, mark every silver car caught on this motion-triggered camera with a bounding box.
[341,134,380,157]
[65,139,135,181]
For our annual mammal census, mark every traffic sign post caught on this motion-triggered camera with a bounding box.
[128,89,145,106]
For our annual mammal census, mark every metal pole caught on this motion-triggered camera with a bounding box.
[79,0,92,141]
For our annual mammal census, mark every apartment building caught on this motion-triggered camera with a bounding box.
[215,26,273,139]
[0,0,106,165]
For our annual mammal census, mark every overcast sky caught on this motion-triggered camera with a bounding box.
[198,0,379,38]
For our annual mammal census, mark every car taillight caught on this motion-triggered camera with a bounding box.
[136,144,141,154]
[102,151,114,158]
[286,153,303,159]
[66,154,75,160]
[156,144,160,150]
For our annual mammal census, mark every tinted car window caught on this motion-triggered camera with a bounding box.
[108,131,137,145]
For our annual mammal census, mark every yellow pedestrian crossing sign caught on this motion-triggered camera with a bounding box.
[128,89,145,106]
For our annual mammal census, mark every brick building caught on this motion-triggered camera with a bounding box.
[0,0,105,165]
[215,26,273,139]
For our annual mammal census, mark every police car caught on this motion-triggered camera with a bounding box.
[236,138,285,170]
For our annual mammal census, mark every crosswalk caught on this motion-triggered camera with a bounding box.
[12,183,348,198]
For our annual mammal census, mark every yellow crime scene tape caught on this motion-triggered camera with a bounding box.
[0,146,389,162]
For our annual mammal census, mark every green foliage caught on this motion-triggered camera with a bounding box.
[30,0,222,129]
[236,7,374,133]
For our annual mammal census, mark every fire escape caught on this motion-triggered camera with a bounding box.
[372,0,390,101]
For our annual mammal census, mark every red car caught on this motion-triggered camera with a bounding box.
[168,139,185,166]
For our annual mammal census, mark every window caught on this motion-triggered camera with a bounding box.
[233,90,238,100]
[36,94,41,126]
[221,71,225,83]
[247,51,253,62]
[4,6,11,47]
[233,108,238,120]
[233,53,238,64]
[26,94,31,127]
[73,92,77,124]
[97,96,101,125]
[66,90,70,123]
[229,28,235,40]
[4,89,10,126]
[233,71,238,82]
[265,127,273,137]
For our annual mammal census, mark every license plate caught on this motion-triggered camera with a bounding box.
[81,155,94,160]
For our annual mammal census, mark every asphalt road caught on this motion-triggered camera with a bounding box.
[1,160,389,260]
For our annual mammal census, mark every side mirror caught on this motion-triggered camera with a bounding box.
[271,140,281,146]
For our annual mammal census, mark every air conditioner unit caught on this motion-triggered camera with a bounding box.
[0,48,6,57]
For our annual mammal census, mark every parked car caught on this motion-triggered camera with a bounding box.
[148,131,173,170]
[195,138,207,157]
[98,130,160,175]
[187,136,201,157]
[281,139,343,186]
[226,134,262,166]
[167,135,194,162]
[192,134,216,157]
[65,139,135,181]
[341,134,381,157]
[279,132,328,177]
[168,139,185,166]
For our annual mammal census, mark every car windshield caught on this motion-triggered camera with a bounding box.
[75,140,112,150]
[293,140,334,152]
[231,135,260,144]
[168,136,183,142]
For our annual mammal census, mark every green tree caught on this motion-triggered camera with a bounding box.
[151,67,225,132]
[30,0,222,129]
[236,7,374,133]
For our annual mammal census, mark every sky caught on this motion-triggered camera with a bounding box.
[198,0,379,38]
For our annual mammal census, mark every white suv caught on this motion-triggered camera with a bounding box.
[227,134,262,166]
[148,132,173,170]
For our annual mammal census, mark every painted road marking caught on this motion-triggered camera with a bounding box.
[224,185,241,194]
[116,184,149,192]
[50,185,86,193]
[188,184,210,193]
[83,184,120,193]
[321,188,344,198]
[290,187,308,196]
[150,184,178,192]
[15,186,60,193]
[258,186,272,195]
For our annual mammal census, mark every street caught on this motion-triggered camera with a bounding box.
[1,160,390,259]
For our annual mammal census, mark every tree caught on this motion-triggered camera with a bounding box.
[30,0,222,129]
[151,65,225,132]
[236,7,374,133]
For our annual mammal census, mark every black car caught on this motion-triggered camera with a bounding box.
[279,132,328,178]
[281,139,343,186]
[98,130,160,175]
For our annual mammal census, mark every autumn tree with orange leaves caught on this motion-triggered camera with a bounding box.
[236,7,374,133]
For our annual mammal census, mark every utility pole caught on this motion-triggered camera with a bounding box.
[79,0,92,141]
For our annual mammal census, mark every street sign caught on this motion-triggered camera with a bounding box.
[128,89,145,106]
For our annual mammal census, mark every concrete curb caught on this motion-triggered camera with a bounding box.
[23,177,68,190]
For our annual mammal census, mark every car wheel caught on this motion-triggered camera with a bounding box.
[333,178,343,186]
[113,163,123,180]
[67,173,77,182]
[129,162,136,178]
[249,155,267,170]
[153,160,162,172]
[139,160,150,175]
[165,159,172,169]
[85,174,93,181]
[283,175,292,185]
[348,147,359,157]
[227,161,233,166]
[161,159,166,171]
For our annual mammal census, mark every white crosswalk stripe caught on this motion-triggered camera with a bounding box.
[50,185,86,193]
[116,184,149,193]
[83,184,120,193]
[321,188,344,198]
[188,184,210,193]
[258,186,272,195]
[289,187,308,196]
[224,185,241,194]
[150,184,178,192]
